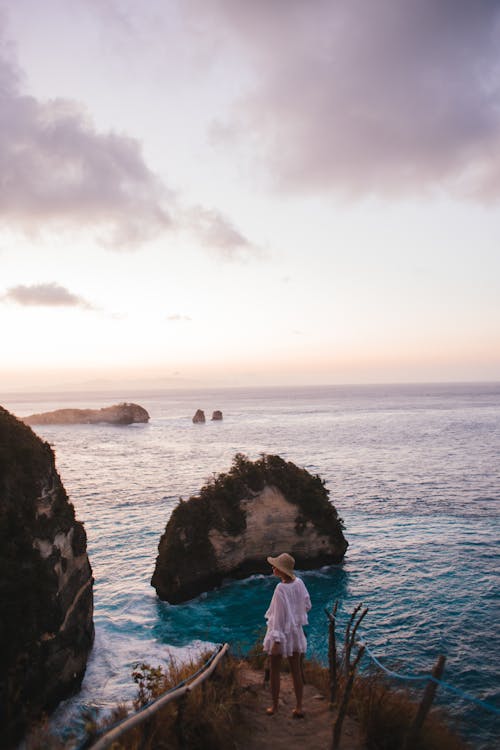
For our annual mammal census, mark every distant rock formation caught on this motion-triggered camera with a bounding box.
[23,402,149,426]
[151,454,348,604]
[192,409,206,423]
[211,410,223,421]
[0,406,94,746]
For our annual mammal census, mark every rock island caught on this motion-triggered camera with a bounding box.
[23,402,149,426]
[151,453,348,604]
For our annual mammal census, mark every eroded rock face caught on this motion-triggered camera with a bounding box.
[151,454,348,604]
[192,409,206,423]
[23,402,149,426]
[0,406,94,747]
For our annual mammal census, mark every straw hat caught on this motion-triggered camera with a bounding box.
[267,552,296,580]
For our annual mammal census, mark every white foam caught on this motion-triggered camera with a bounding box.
[50,626,217,736]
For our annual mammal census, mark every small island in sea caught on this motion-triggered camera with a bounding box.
[22,402,150,426]
[151,453,348,603]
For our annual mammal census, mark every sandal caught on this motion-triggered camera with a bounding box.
[292,709,305,719]
[266,707,277,716]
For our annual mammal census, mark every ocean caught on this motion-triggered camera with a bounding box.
[3,383,499,748]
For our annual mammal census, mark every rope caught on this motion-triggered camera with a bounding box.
[358,640,500,715]
[359,641,429,682]
[428,676,500,715]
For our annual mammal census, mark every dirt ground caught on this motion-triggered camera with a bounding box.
[235,666,366,750]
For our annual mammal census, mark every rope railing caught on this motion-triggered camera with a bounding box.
[326,604,499,715]
[79,642,229,750]
[358,639,500,714]
[358,640,435,682]
[326,602,499,750]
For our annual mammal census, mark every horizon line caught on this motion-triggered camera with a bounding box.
[1,378,499,400]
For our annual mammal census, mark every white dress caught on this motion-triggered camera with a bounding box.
[263,577,312,657]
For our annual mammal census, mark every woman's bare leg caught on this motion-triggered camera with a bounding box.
[268,653,282,713]
[287,652,303,714]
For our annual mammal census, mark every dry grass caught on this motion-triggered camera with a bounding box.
[23,651,244,750]
[349,670,468,750]
[84,651,245,750]
[306,659,468,750]
[303,657,331,695]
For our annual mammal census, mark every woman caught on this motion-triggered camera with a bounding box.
[263,552,312,718]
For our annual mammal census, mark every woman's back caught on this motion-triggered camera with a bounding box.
[276,578,311,626]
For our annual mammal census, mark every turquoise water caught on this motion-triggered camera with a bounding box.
[3,383,499,748]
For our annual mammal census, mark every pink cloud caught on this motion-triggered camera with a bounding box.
[0,21,256,257]
[3,282,94,309]
[193,0,500,200]
[183,206,259,260]
[0,29,171,248]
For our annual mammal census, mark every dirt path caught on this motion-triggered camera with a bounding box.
[235,666,366,750]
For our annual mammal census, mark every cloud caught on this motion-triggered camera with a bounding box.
[3,282,94,309]
[192,0,500,200]
[167,313,192,322]
[0,23,171,248]
[183,206,259,260]
[0,14,259,258]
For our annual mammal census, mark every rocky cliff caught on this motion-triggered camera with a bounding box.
[151,453,348,604]
[0,406,94,748]
[23,402,149,426]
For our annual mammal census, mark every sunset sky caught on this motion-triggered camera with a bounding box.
[1,0,499,391]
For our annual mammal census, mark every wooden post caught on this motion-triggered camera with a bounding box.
[344,604,362,676]
[137,716,154,750]
[332,645,365,750]
[349,607,368,653]
[403,654,446,750]
[325,601,338,706]
[175,693,188,748]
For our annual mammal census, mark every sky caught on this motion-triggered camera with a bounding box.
[1,0,499,391]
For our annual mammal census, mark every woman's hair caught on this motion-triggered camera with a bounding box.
[276,568,294,583]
